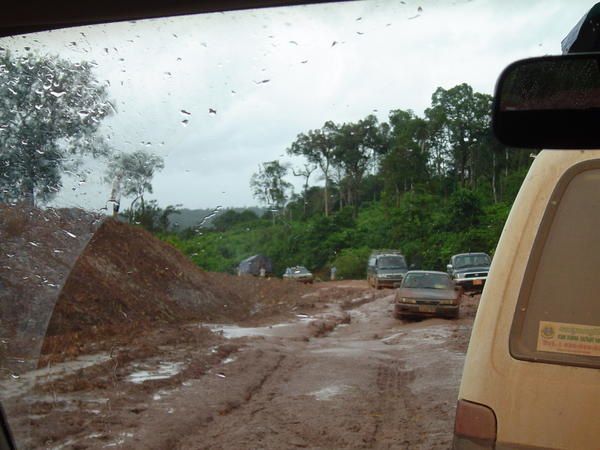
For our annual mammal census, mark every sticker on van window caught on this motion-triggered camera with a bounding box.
[537,321,600,357]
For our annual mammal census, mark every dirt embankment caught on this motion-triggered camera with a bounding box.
[40,219,247,358]
[1,206,372,367]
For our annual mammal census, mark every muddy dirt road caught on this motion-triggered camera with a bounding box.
[2,281,475,449]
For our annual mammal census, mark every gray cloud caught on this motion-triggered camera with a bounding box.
[1,0,591,210]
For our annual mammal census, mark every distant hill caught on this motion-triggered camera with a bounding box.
[168,207,267,231]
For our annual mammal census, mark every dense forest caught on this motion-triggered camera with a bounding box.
[141,82,534,279]
[0,52,531,280]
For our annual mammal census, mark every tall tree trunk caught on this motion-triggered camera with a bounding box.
[323,177,329,217]
[22,184,35,208]
[492,152,498,204]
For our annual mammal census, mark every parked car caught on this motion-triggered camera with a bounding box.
[283,266,314,284]
[237,254,272,277]
[447,252,491,291]
[366,250,408,289]
[454,11,600,449]
[394,271,461,320]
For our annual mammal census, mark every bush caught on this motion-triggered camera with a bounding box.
[330,247,371,280]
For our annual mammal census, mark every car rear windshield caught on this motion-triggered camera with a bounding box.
[377,256,407,269]
[510,164,600,369]
[403,273,452,289]
[453,254,490,269]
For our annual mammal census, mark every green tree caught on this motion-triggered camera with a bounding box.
[381,109,429,205]
[122,200,180,233]
[291,162,317,217]
[250,160,292,221]
[106,150,165,221]
[212,209,259,231]
[288,121,337,216]
[425,84,492,188]
[0,52,113,205]
[333,115,387,213]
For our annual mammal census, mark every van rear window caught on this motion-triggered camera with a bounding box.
[510,164,600,368]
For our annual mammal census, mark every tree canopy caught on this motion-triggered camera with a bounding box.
[0,51,113,205]
[106,150,165,219]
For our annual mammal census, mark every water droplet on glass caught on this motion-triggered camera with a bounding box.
[50,90,66,98]
[181,119,189,127]
[208,108,217,116]
[180,109,191,116]
[63,230,77,238]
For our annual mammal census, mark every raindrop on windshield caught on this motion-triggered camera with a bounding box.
[208,108,217,116]
[181,119,189,127]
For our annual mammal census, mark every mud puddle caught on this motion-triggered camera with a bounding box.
[127,361,186,384]
[0,352,111,398]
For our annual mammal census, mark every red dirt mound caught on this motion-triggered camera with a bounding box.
[42,219,251,355]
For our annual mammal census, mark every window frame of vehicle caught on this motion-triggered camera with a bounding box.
[509,159,600,369]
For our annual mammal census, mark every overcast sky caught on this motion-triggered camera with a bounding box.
[1,0,593,211]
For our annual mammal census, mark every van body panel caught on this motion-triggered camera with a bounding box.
[458,150,600,449]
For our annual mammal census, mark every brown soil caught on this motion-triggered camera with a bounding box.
[0,206,481,449]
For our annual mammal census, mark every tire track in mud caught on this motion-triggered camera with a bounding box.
[216,352,286,416]
[196,350,318,449]
[367,360,416,449]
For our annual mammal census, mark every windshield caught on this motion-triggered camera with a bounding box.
[453,254,491,269]
[377,256,407,270]
[403,273,453,289]
[0,1,587,449]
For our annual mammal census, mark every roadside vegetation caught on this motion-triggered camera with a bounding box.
[0,49,529,279]
[144,83,531,278]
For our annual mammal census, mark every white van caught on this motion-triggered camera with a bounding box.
[454,149,600,449]
[454,51,600,449]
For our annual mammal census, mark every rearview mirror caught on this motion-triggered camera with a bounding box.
[493,53,600,149]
